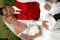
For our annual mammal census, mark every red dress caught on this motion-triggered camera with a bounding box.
[14,0,40,20]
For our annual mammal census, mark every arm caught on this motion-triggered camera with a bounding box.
[20,28,42,40]
[2,6,27,35]
[39,3,50,30]
[2,6,42,40]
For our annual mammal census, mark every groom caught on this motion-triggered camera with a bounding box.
[50,0,60,31]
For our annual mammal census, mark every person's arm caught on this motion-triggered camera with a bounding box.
[49,3,60,16]
[2,6,27,34]
[39,3,51,30]
[2,6,42,40]
[20,28,42,40]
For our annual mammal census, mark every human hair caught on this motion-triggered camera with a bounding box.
[58,0,60,2]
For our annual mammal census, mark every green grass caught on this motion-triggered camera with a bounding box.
[0,15,7,38]
[0,0,21,39]
[0,15,21,40]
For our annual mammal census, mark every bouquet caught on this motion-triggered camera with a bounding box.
[27,24,40,36]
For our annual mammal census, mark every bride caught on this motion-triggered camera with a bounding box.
[2,0,56,40]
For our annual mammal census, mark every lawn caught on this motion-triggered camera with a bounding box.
[0,15,21,40]
[0,0,21,40]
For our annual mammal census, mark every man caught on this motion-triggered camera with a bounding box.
[47,0,60,40]
[49,0,60,30]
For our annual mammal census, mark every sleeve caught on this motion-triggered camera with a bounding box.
[39,2,48,21]
[50,7,57,15]
[17,20,42,26]
[50,7,59,16]
[30,20,42,25]
[55,3,60,13]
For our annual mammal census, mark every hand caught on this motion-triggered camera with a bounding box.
[20,29,42,40]
[2,6,14,16]
[44,4,51,11]
[42,21,49,30]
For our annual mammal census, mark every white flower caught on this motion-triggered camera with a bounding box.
[27,25,40,36]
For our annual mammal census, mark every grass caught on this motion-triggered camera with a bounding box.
[0,15,21,40]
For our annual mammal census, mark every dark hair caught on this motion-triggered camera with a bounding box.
[46,0,50,1]
[0,8,3,16]
[46,0,52,3]
[46,0,48,1]
[46,0,60,3]
[58,0,60,2]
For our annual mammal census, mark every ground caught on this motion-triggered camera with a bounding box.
[0,15,21,40]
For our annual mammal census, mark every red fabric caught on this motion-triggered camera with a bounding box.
[14,1,40,20]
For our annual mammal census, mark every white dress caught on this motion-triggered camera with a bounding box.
[48,2,60,40]
[4,0,56,40]
[4,0,43,40]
